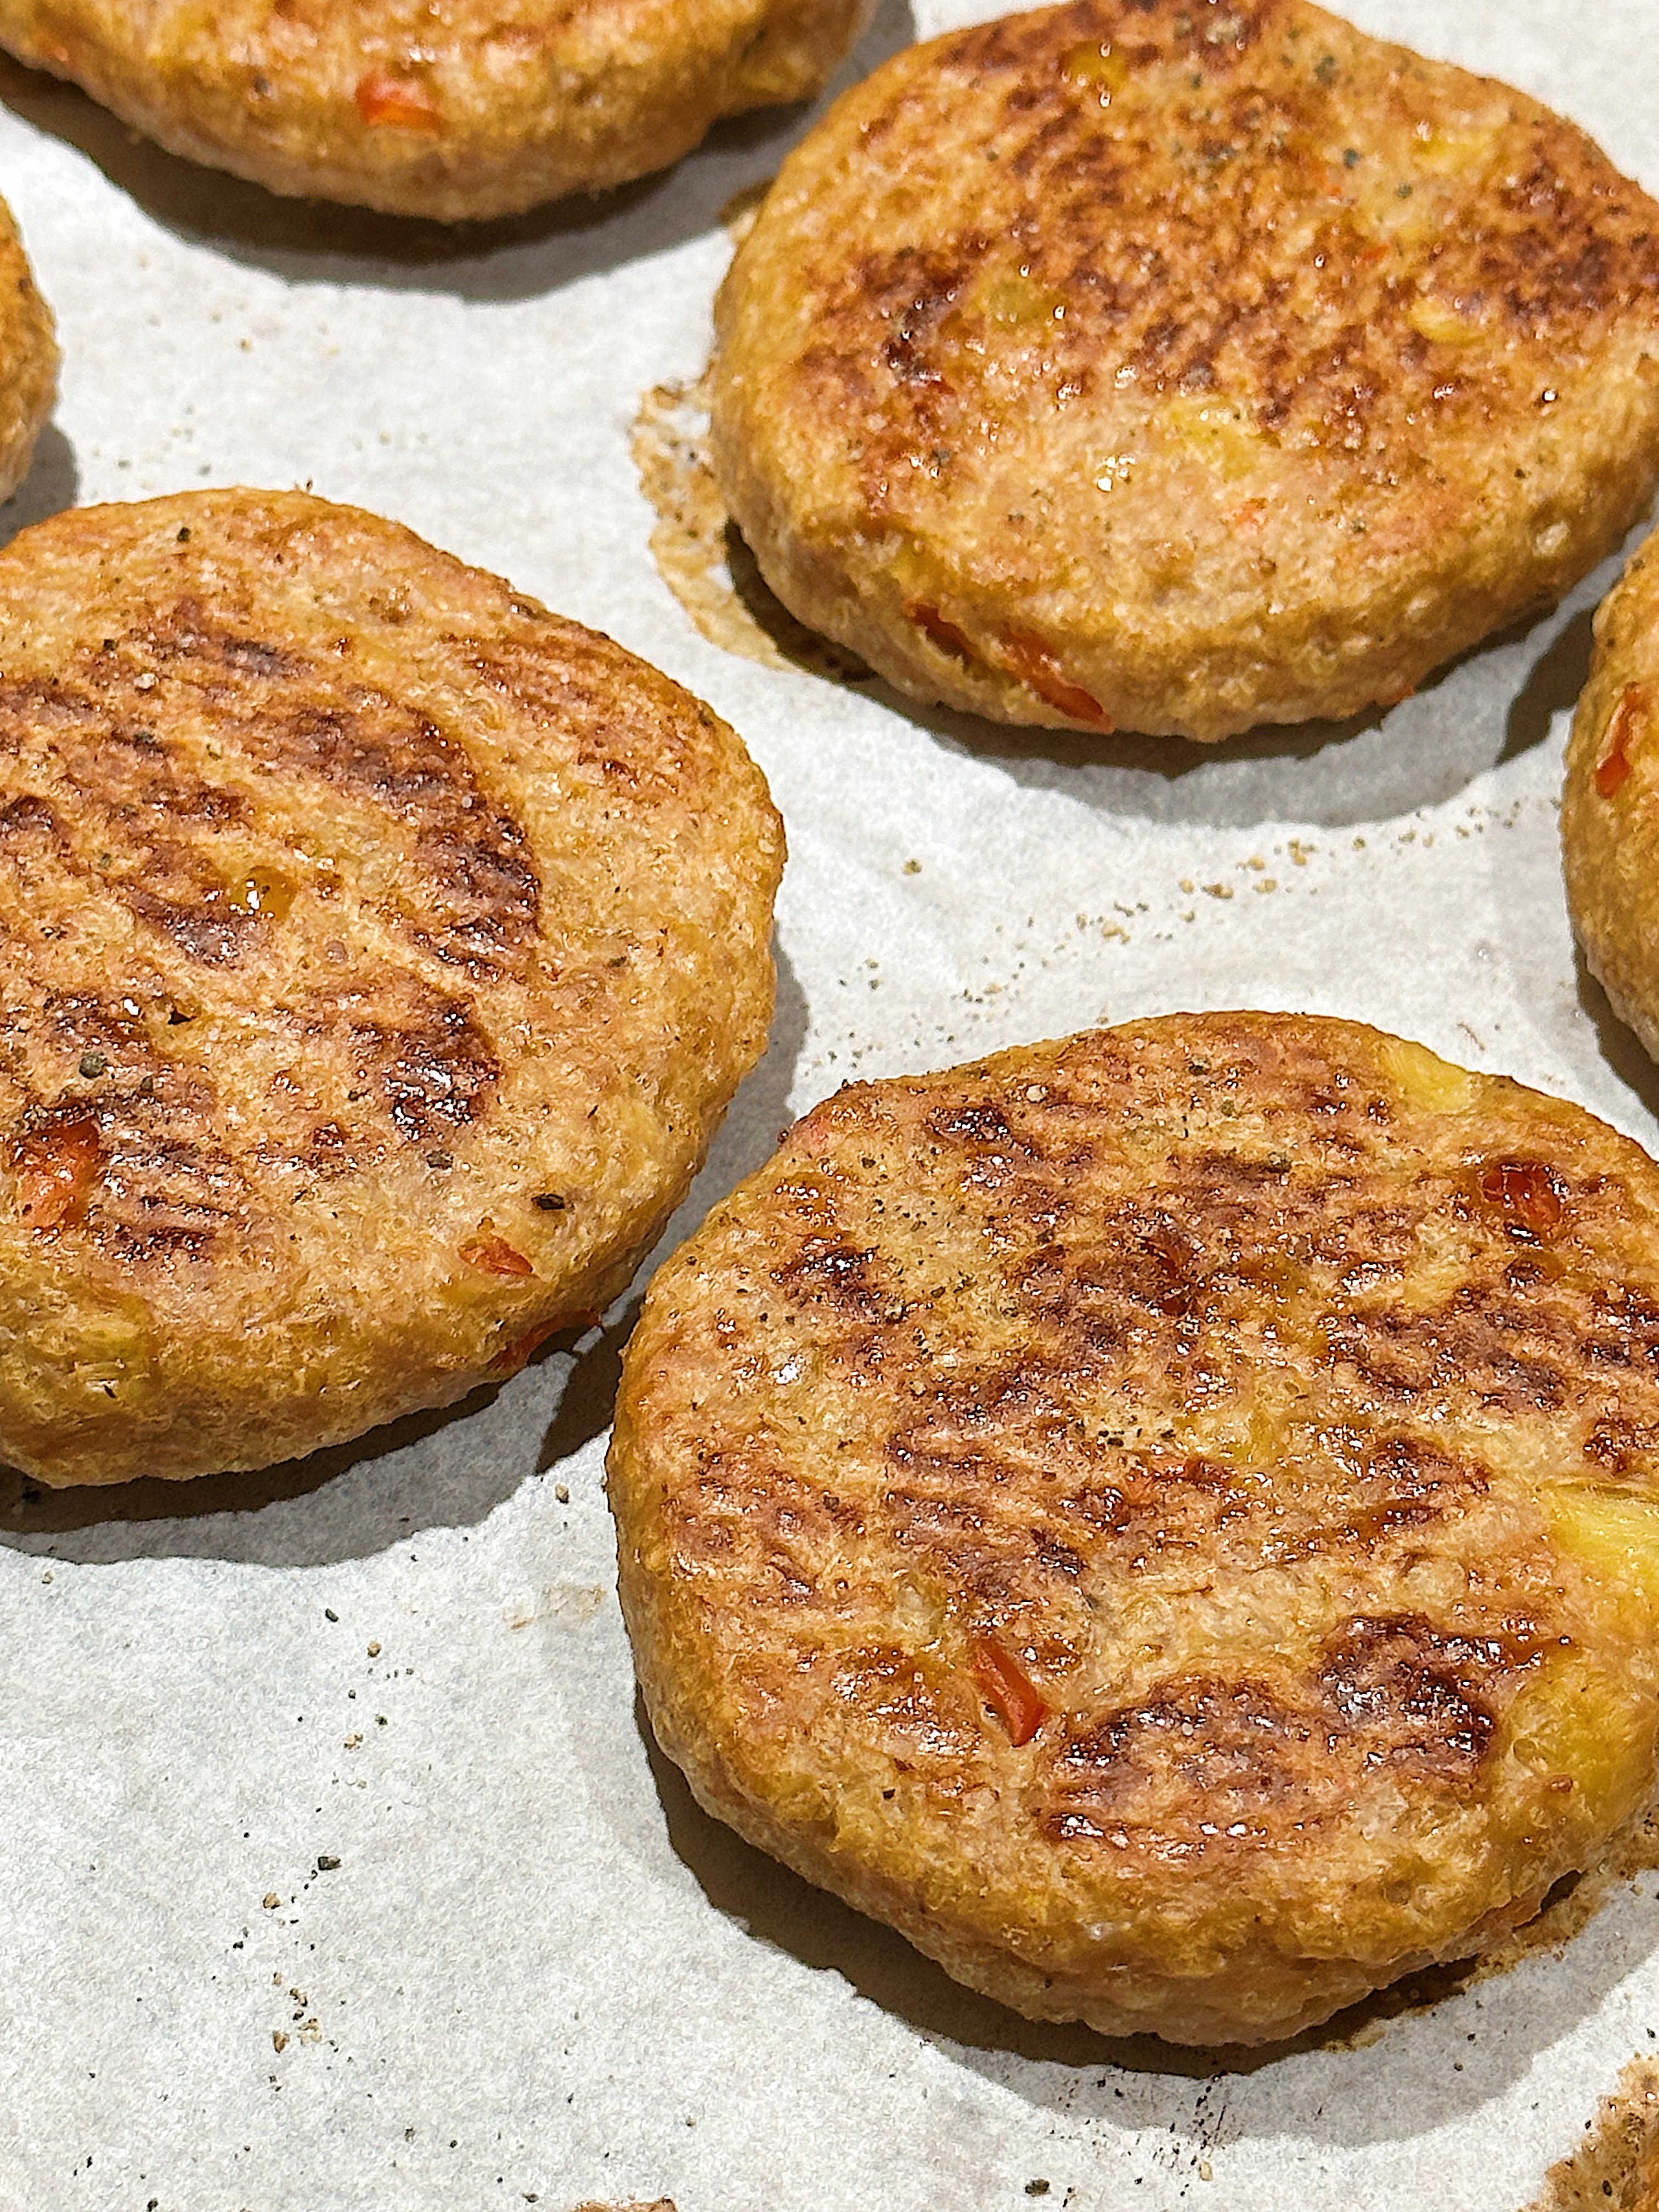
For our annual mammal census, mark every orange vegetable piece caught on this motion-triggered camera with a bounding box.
[905,600,981,668]
[1002,630,1114,732]
[460,1233,536,1279]
[489,1318,562,1373]
[971,1635,1049,1746]
[1478,1158,1565,1238]
[14,1117,101,1230]
[1595,684,1649,798]
[356,73,442,132]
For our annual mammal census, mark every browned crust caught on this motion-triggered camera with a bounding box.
[0,0,872,221]
[0,191,56,500]
[1562,527,1659,1064]
[610,1014,1659,2045]
[0,489,783,1485]
[713,0,1659,741]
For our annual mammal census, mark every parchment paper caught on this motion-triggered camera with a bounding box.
[0,4,1655,2206]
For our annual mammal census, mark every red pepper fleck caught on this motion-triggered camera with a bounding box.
[1595,684,1649,799]
[14,1118,101,1230]
[1002,630,1114,732]
[971,1635,1048,1746]
[460,1233,536,1279]
[1478,1158,1565,1238]
[905,600,979,667]
[489,1317,562,1373]
[356,72,442,131]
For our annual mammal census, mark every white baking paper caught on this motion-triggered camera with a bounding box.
[0,3,1656,2205]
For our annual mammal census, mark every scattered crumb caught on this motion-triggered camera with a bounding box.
[569,2201,678,2212]
[1525,2056,1659,2209]
[630,375,870,681]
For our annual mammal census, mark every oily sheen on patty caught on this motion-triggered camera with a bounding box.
[712,0,1659,741]
[0,0,871,221]
[611,1014,1659,2045]
[0,489,782,1485]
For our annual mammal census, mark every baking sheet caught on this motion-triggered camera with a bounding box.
[0,2,1657,2205]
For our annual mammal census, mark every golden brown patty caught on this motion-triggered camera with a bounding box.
[0,0,871,221]
[1562,529,1659,1063]
[712,0,1659,743]
[0,194,55,502]
[0,489,783,1486]
[610,1014,1659,2046]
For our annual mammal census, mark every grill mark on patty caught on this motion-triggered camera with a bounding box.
[0,687,267,966]
[3,966,499,1252]
[121,598,309,686]
[1038,1676,1325,1849]
[882,1352,1496,1590]
[250,977,502,1153]
[1317,1612,1547,1779]
[0,629,542,980]
[247,691,539,980]
[12,1075,247,1264]
[0,681,276,969]
[768,1052,1659,1486]
[323,987,500,1143]
[667,1451,856,1611]
[0,788,71,862]
[1035,1613,1541,1849]
[773,1235,886,1318]
[1325,1293,1572,1412]
[456,629,706,803]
